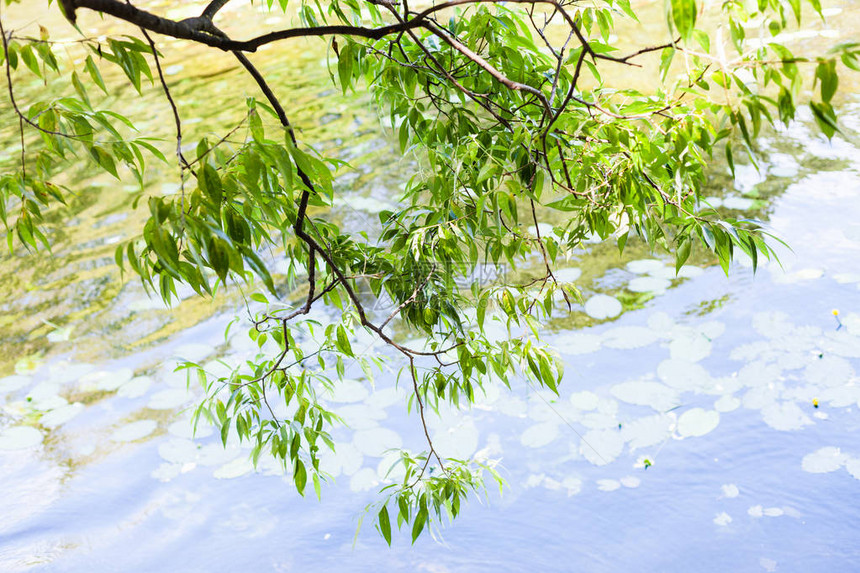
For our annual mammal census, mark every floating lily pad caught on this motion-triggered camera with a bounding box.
[79,369,134,392]
[612,381,680,412]
[721,484,740,498]
[433,421,480,459]
[349,467,379,492]
[714,395,741,413]
[657,360,709,391]
[628,276,671,293]
[569,391,600,411]
[553,267,581,283]
[722,196,754,210]
[158,438,198,464]
[669,332,712,362]
[647,312,675,333]
[626,259,665,274]
[748,505,764,518]
[596,479,620,491]
[40,403,84,428]
[752,311,793,339]
[376,452,407,482]
[327,379,369,403]
[117,376,153,399]
[805,356,854,387]
[111,420,157,442]
[0,375,32,393]
[676,266,704,279]
[621,414,672,451]
[168,418,214,439]
[332,403,386,430]
[761,402,813,431]
[556,332,602,355]
[213,457,254,479]
[352,427,402,456]
[584,295,622,320]
[520,422,559,448]
[147,389,192,410]
[602,326,659,349]
[0,426,43,450]
[677,408,720,437]
[620,476,640,488]
[801,446,847,473]
[580,429,624,466]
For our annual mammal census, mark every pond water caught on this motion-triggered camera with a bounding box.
[2,1,860,572]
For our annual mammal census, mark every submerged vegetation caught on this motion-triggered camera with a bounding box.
[1,0,859,543]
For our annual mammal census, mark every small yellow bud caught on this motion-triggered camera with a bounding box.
[832,309,840,316]
[813,398,819,408]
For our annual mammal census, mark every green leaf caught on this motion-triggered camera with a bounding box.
[670,0,697,42]
[378,505,392,545]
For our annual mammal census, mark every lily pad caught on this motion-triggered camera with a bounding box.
[602,326,659,349]
[677,408,720,437]
[520,422,559,448]
[801,446,847,473]
[596,479,621,491]
[626,259,665,274]
[611,381,680,412]
[721,484,740,498]
[327,379,369,403]
[628,276,671,293]
[569,390,600,410]
[580,428,624,466]
[0,426,43,450]
[40,403,84,428]
[0,375,32,394]
[147,389,192,410]
[553,267,582,283]
[761,402,813,431]
[556,332,602,355]
[352,427,402,456]
[117,376,153,399]
[584,295,622,320]
[111,420,158,442]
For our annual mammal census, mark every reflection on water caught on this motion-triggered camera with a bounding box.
[2,1,860,572]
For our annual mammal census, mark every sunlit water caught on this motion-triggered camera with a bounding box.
[2,1,860,571]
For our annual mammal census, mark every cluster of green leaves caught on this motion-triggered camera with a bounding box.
[0,29,164,251]
[2,0,857,544]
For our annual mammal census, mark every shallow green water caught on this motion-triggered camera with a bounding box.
[2,1,860,571]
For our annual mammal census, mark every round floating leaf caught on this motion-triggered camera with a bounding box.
[597,479,620,491]
[0,426,43,450]
[556,332,602,355]
[0,375,32,394]
[677,408,720,437]
[584,295,622,320]
[40,403,84,428]
[602,326,659,349]
[580,429,624,466]
[801,446,847,473]
[520,422,560,448]
[626,259,665,274]
[611,381,680,412]
[553,267,582,283]
[352,428,402,456]
[721,484,740,498]
[761,401,813,431]
[111,420,157,442]
[628,277,671,293]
